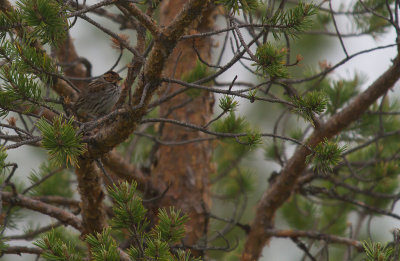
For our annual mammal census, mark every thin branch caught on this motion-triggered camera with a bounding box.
[329,0,349,58]
[303,186,400,221]
[68,0,118,17]
[141,118,308,147]
[160,77,295,107]
[5,136,42,150]
[4,222,62,240]
[242,53,400,260]
[78,14,144,59]
[267,229,363,251]
[284,43,397,84]
[22,167,65,195]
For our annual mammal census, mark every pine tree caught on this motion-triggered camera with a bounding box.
[0,0,399,260]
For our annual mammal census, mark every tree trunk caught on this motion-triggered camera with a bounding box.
[147,0,216,254]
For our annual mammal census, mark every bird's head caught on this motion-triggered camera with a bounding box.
[103,71,123,84]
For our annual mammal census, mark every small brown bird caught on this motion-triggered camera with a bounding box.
[73,71,123,119]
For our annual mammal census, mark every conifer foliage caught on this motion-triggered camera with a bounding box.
[0,0,400,260]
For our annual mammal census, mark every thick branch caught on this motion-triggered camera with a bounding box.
[1,246,43,255]
[163,0,211,41]
[87,0,211,157]
[101,150,149,191]
[32,195,80,209]
[241,54,400,260]
[116,1,160,36]
[75,159,106,235]
[0,191,82,231]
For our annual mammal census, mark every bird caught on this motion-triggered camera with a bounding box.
[73,71,123,119]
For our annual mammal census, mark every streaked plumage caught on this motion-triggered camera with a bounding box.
[74,71,122,118]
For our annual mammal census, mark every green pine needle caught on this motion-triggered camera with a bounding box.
[182,60,214,98]
[32,183,197,260]
[241,130,262,148]
[363,239,393,261]
[221,170,254,198]
[247,89,258,103]
[289,128,304,140]
[0,147,7,174]
[27,162,72,197]
[181,60,209,83]
[219,95,239,112]
[0,65,42,100]
[214,112,247,134]
[107,182,195,260]
[266,2,317,39]
[0,11,22,41]
[34,229,82,261]
[0,49,44,117]
[127,246,141,260]
[324,76,361,114]
[144,239,171,260]
[36,115,86,167]
[254,42,289,79]
[86,227,120,261]
[153,207,188,243]
[0,38,60,116]
[291,91,328,125]
[2,39,58,77]
[353,1,392,36]
[17,0,68,46]
[175,250,202,261]
[306,138,346,174]
[108,181,148,231]
[0,232,8,253]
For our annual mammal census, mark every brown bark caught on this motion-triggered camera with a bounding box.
[72,0,212,239]
[241,54,400,260]
[1,246,43,255]
[2,0,215,255]
[0,191,82,231]
[101,150,148,189]
[89,0,212,156]
[145,0,216,250]
[0,0,12,11]
[54,29,107,238]
[75,158,107,236]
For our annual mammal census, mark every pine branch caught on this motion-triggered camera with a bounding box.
[0,245,43,255]
[0,191,82,231]
[241,54,400,260]
[4,222,62,240]
[266,228,363,251]
[74,3,139,30]
[101,150,149,191]
[68,0,118,18]
[84,0,212,157]
[0,0,79,100]
[31,195,80,209]
[116,0,160,36]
